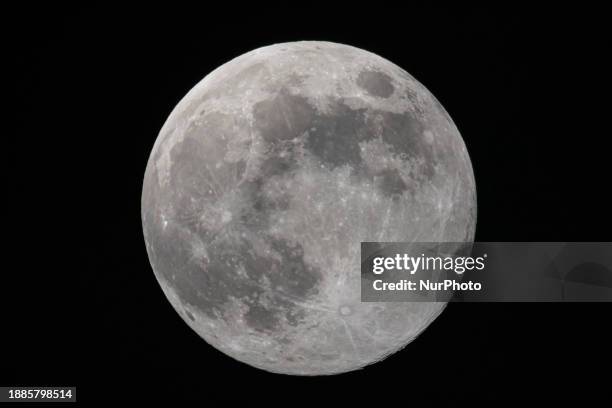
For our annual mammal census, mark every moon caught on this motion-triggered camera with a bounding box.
[142,41,476,375]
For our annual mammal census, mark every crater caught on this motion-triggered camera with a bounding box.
[339,305,353,316]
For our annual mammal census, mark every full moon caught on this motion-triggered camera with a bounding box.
[142,41,476,375]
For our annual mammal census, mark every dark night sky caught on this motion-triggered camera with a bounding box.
[6,4,611,405]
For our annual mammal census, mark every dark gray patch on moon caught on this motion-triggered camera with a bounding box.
[375,169,409,199]
[303,102,370,169]
[357,70,395,98]
[142,41,477,376]
[267,238,321,298]
[251,86,430,200]
[252,88,424,199]
[253,91,315,143]
[244,302,280,332]
[148,221,322,328]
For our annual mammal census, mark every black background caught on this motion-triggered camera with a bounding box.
[7,4,611,405]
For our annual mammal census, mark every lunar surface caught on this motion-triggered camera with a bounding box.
[142,41,476,375]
